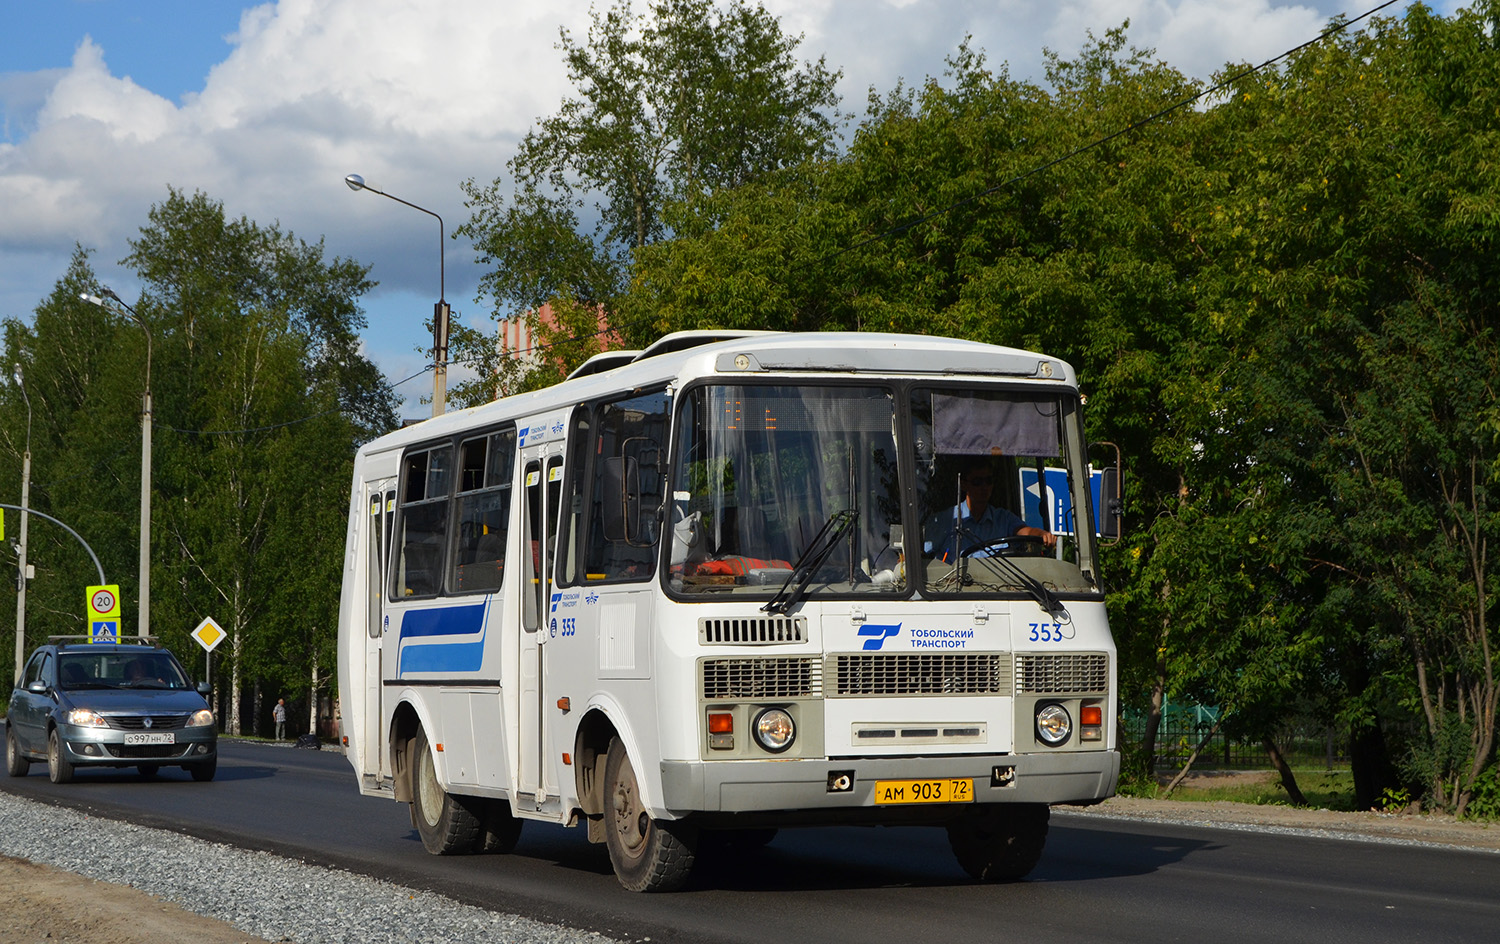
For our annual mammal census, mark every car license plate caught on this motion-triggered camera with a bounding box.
[124,732,174,746]
[873,777,974,805]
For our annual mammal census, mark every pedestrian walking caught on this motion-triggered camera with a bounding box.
[273,698,287,740]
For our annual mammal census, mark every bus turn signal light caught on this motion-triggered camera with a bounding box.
[1081,705,1103,741]
[708,712,734,750]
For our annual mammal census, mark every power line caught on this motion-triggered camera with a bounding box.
[825,0,1402,263]
[486,0,1403,364]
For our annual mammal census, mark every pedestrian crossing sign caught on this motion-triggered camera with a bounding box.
[92,620,120,644]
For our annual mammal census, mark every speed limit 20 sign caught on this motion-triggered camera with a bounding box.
[86,584,121,643]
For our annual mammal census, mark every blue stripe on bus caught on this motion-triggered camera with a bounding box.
[397,603,487,674]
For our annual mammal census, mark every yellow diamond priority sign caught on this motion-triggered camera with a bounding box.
[191,616,226,653]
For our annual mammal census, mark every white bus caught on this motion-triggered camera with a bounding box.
[336,330,1121,891]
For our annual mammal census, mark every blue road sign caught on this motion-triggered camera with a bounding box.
[91,620,120,644]
[1019,467,1106,537]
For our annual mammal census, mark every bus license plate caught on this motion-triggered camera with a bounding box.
[873,778,974,805]
[124,732,174,746]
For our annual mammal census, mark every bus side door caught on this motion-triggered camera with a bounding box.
[518,449,564,810]
[364,481,395,784]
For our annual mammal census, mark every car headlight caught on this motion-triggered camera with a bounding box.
[753,708,795,753]
[66,708,108,728]
[1035,703,1072,746]
[186,709,215,728]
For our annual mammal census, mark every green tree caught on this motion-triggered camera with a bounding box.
[456,0,843,393]
[121,188,397,733]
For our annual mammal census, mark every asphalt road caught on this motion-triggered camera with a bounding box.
[3,739,1498,944]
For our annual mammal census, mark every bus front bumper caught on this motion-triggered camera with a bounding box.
[659,749,1119,814]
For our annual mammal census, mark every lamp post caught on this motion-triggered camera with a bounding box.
[343,173,449,416]
[79,289,152,638]
[12,365,32,679]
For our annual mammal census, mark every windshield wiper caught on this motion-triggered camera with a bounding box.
[762,510,859,615]
[967,547,1070,623]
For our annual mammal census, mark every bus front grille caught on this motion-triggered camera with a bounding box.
[831,653,1012,696]
[701,657,823,699]
[1015,653,1109,694]
[699,616,806,645]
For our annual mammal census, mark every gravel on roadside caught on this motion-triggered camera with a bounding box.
[0,790,627,944]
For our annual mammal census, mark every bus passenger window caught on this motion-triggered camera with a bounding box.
[394,445,452,598]
[584,389,669,583]
[452,428,516,594]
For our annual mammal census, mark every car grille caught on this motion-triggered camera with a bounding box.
[833,653,1012,696]
[105,714,190,731]
[701,657,822,699]
[1015,652,1109,694]
[699,616,806,645]
[103,744,195,759]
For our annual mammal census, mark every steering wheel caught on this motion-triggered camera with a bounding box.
[961,534,1046,558]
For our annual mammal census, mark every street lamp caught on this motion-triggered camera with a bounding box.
[12,365,32,679]
[344,173,450,416]
[79,289,152,639]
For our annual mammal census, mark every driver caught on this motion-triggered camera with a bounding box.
[924,456,1055,560]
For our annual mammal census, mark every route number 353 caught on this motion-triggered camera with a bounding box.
[1028,622,1073,642]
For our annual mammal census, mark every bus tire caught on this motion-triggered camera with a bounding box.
[479,798,524,854]
[947,803,1049,882]
[6,725,30,777]
[47,729,74,784]
[603,737,696,892]
[411,728,481,855]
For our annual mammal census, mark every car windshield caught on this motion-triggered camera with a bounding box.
[58,651,190,690]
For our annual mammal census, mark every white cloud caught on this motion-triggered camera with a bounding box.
[0,0,1367,378]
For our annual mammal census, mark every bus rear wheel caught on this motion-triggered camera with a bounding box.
[479,798,524,853]
[947,803,1049,881]
[603,737,696,892]
[411,728,482,855]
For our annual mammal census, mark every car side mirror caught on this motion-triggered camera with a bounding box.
[196,681,212,697]
[27,680,47,695]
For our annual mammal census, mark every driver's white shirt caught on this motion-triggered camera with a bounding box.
[924,499,1027,560]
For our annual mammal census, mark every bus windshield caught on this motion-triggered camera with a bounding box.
[668,384,902,598]
[911,386,1099,597]
[667,381,1101,602]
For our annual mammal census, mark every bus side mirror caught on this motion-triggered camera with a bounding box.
[1091,441,1123,546]
[1100,467,1121,540]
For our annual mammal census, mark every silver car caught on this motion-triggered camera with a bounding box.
[6,639,217,782]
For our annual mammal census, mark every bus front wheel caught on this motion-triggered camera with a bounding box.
[411,727,482,855]
[603,737,697,892]
[947,803,1049,881]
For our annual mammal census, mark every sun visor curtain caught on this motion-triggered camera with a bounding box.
[932,393,1060,457]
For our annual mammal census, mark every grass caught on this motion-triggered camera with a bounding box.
[1147,768,1361,811]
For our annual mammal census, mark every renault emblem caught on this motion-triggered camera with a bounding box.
[143,717,153,729]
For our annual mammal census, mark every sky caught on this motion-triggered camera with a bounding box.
[0,0,1465,419]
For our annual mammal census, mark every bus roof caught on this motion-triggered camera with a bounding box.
[363,331,1076,456]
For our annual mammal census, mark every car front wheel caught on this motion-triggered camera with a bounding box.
[46,729,74,784]
[6,725,29,777]
[189,757,217,782]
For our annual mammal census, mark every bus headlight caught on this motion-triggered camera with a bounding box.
[753,708,795,753]
[1035,704,1072,747]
